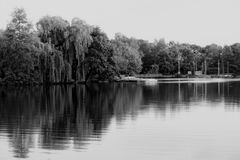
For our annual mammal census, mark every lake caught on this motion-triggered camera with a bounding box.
[1,80,240,160]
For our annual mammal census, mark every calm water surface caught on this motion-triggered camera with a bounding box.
[1,81,240,160]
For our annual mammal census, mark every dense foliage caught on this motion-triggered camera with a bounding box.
[139,40,239,76]
[1,8,240,84]
[112,33,142,75]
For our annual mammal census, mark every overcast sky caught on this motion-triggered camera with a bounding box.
[0,0,239,46]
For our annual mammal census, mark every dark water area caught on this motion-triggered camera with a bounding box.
[1,81,240,159]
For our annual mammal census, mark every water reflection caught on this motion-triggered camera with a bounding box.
[142,82,240,110]
[0,81,240,159]
[0,83,143,158]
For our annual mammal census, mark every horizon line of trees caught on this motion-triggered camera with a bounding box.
[1,8,240,84]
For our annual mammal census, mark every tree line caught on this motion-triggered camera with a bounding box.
[0,8,240,84]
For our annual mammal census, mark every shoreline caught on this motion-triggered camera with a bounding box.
[0,75,239,86]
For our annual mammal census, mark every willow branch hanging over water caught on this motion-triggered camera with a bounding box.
[36,16,94,83]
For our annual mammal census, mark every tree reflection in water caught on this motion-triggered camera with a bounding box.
[0,82,240,158]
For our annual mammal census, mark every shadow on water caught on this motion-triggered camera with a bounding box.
[0,81,240,158]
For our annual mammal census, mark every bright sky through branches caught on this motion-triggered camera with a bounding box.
[0,0,239,46]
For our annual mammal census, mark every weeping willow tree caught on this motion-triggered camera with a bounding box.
[37,16,93,83]
[66,18,93,82]
[37,16,72,83]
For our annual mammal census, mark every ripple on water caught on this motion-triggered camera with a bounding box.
[0,82,240,159]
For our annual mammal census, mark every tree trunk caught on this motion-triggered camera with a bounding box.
[218,59,220,75]
[227,61,229,74]
[192,62,195,75]
[81,63,85,81]
[178,59,180,75]
[85,69,92,83]
[204,59,207,75]
[222,60,225,74]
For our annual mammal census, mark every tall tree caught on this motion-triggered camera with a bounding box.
[0,8,40,84]
[222,45,233,74]
[230,43,240,74]
[112,33,142,75]
[168,42,182,75]
[37,16,93,82]
[67,18,93,81]
[138,40,155,74]
[85,27,117,81]
[205,44,222,74]
[37,16,69,83]
[179,45,195,74]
